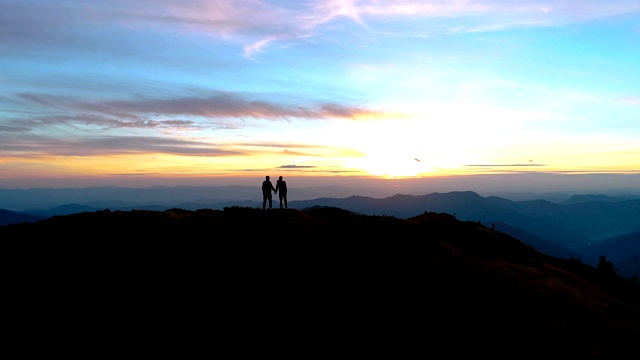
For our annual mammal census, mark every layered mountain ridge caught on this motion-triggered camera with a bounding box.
[3,189,639,279]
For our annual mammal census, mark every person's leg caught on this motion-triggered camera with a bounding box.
[263,195,267,209]
[279,194,284,208]
[284,194,287,208]
[268,195,273,208]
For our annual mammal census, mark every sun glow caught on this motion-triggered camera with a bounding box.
[331,102,538,178]
[353,154,427,178]
[332,116,437,178]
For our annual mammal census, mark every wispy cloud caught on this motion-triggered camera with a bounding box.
[0,134,245,157]
[11,91,389,125]
[278,164,316,169]
[1,84,392,160]
[465,163,546,167]
[5,1,638,58]
[243,0,640,54]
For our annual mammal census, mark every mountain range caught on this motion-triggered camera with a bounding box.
[2,206,639,358]
[2,187,639,280]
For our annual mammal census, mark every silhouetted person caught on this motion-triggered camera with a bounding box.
[261,175,276,209]
[275,176,288,209]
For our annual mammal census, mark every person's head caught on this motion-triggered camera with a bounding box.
[266,176,270,180]
[279,176,283,180]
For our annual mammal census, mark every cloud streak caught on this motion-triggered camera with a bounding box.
[0,134,244,157]
[6,91,389,129]
[4,1,639,57]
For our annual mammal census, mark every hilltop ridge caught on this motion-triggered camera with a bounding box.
[4,189,640,281]
[3,206,639,358]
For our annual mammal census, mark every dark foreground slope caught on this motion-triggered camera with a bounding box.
[3,206,640,358]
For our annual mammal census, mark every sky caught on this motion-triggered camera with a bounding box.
[1,0,639,193]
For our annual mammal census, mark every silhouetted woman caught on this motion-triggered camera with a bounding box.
[275,176,288,209]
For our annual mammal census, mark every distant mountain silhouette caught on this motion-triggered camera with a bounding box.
[563,193,640,204]
[577,231,640,279]
[3,190,640,275]
[289,191,640,248]
[0,209,45,226]
[2,206,639,358]
[490,220,597,264]
[23,202,173,217]
[0,185,396,211]
[578,231,640,263]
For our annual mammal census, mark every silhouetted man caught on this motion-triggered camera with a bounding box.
[262,176,276,209]
[275,176,288,209]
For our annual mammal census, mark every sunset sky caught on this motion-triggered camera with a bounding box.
[1,1,639,192]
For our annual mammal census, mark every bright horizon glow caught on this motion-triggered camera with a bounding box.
[1,1,639,191]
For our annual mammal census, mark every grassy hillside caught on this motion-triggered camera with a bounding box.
[2,206,639,358]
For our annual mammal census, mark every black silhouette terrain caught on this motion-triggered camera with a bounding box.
[3,206,639,358]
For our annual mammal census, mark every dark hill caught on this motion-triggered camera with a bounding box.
[289,192,640,249]
[578,231,640,264]
[2,207,639,358]
[578,231,640,280]
[0,209,45,226]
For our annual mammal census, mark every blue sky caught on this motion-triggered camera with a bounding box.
[1,0,639,192]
